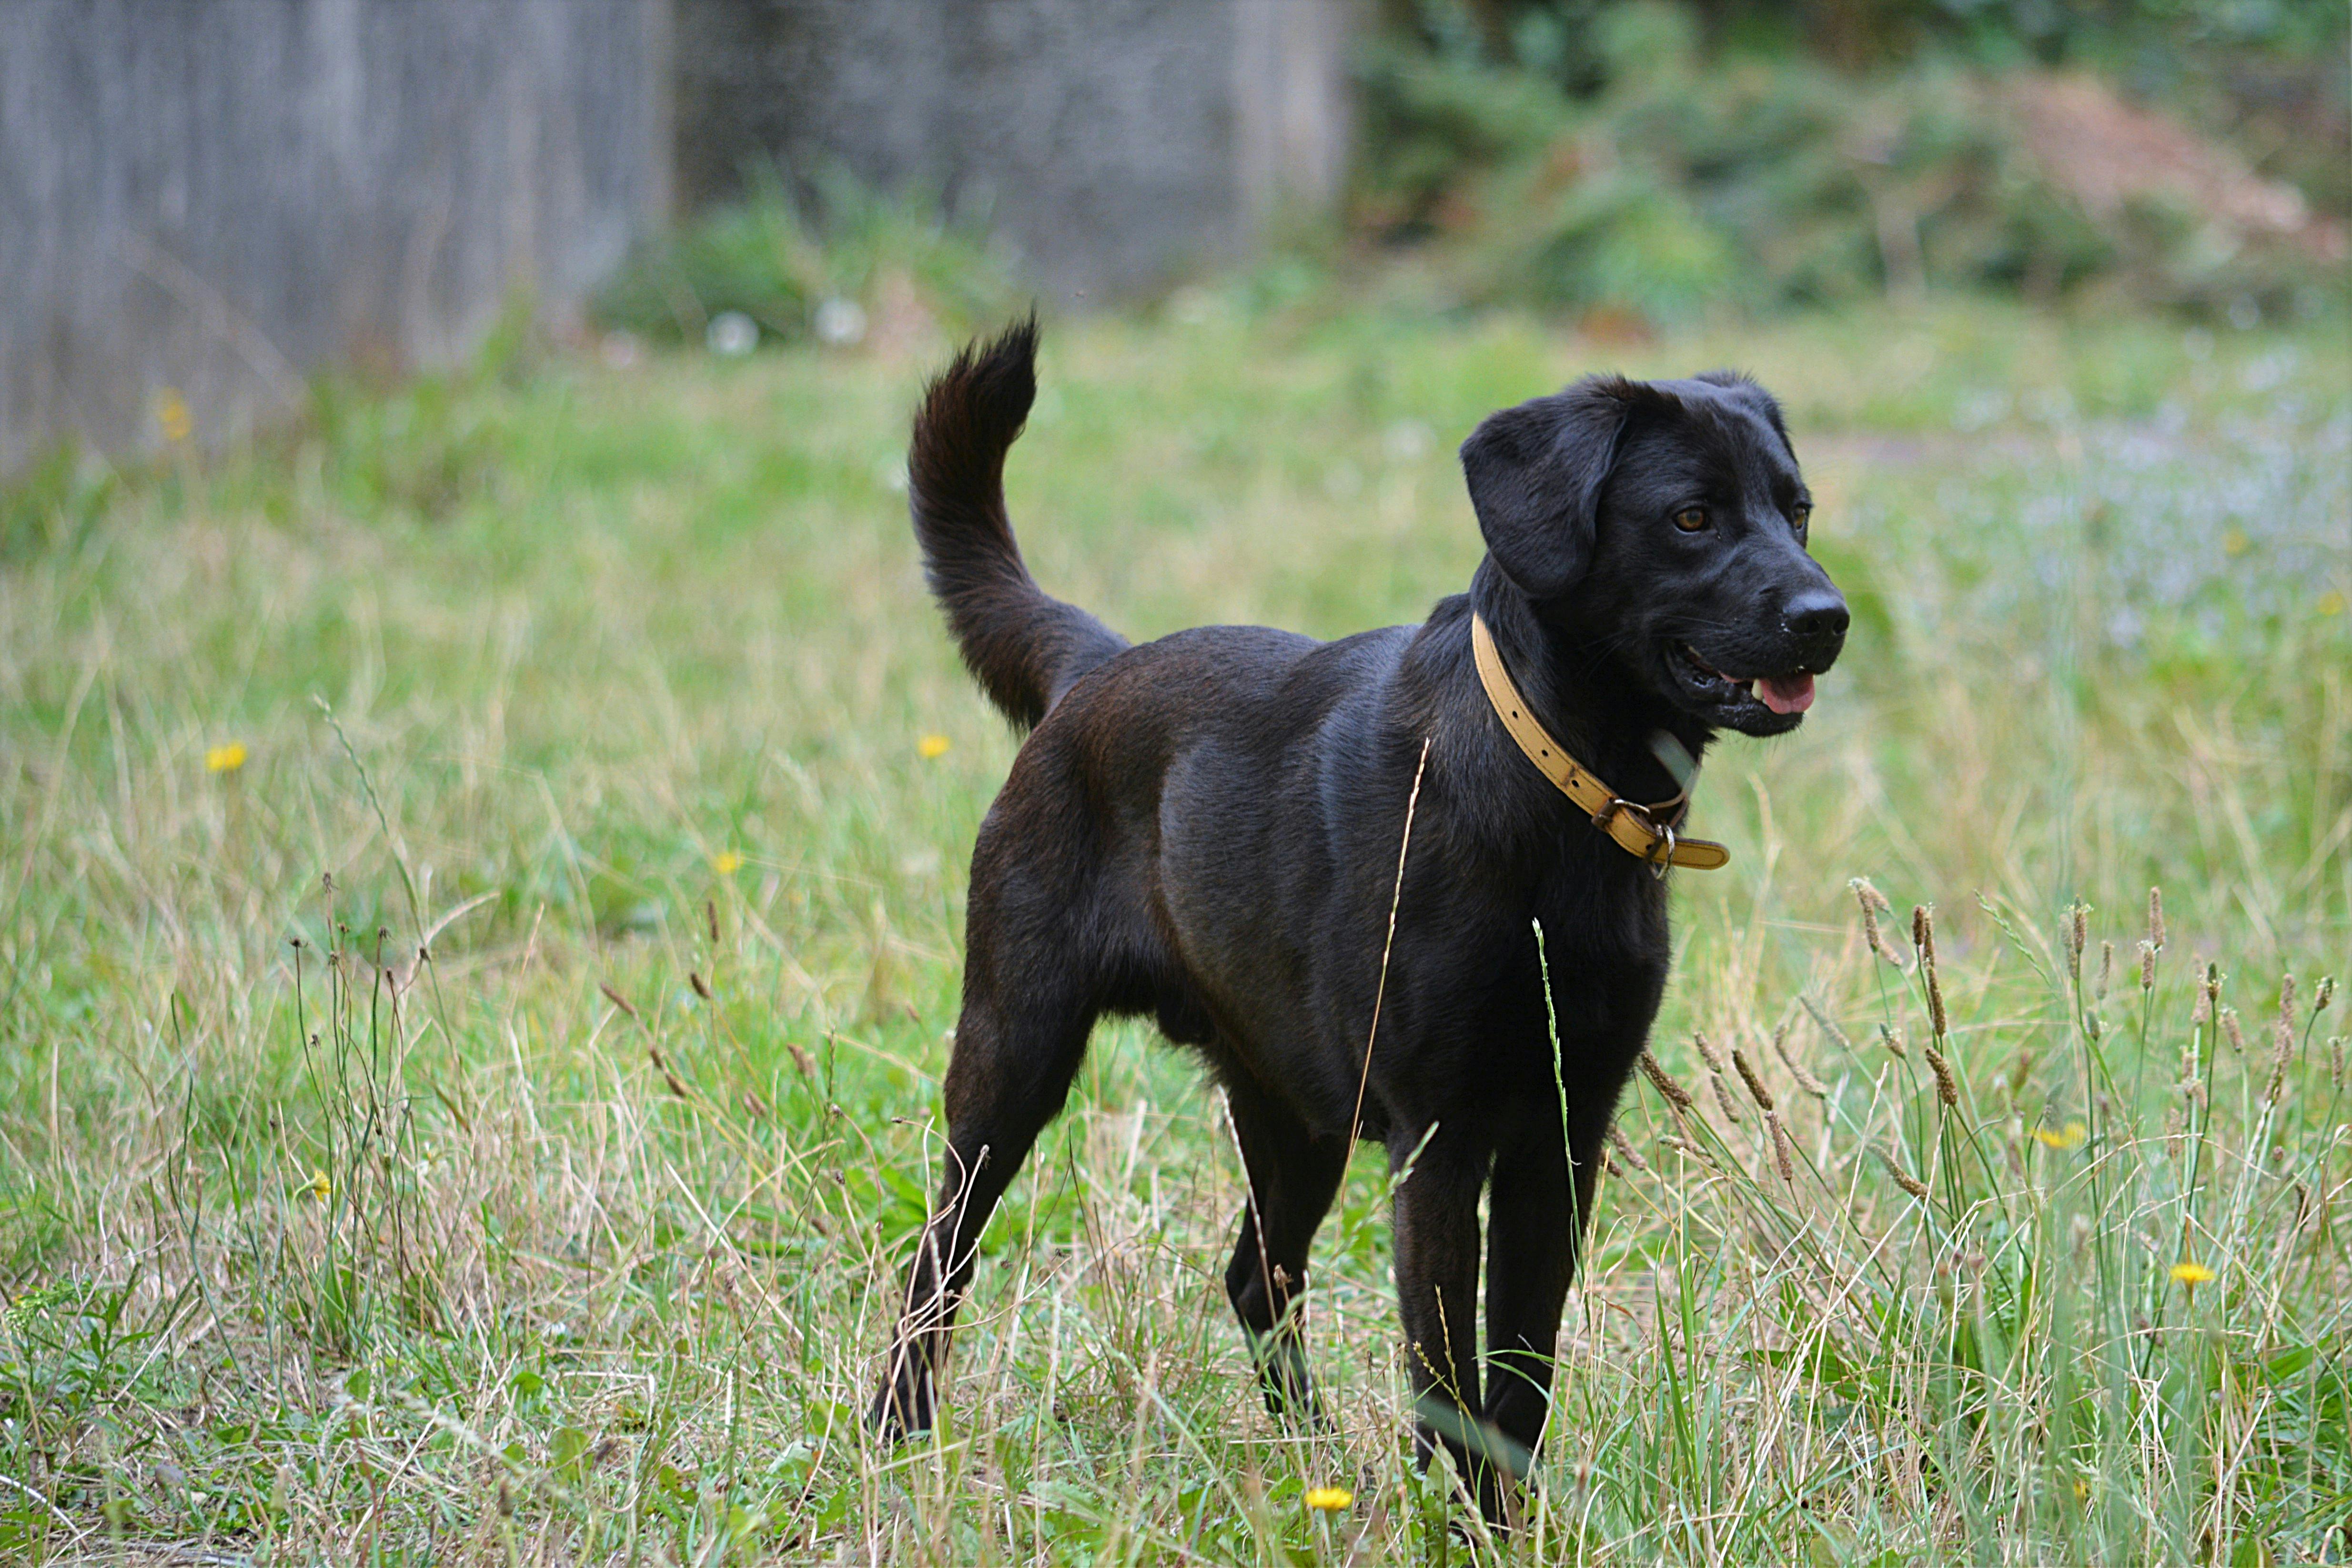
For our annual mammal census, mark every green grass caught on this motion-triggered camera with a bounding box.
[1,288,2346,1564]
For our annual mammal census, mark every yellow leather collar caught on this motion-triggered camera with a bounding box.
[1470,613,1730,872]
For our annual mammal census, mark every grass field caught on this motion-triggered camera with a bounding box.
[1,287,2348,1564]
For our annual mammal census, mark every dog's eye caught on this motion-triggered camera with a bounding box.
[1791,502,1813,531]
[1672,506,1708,533]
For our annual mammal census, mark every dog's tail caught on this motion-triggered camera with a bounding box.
[908,317,1127,729]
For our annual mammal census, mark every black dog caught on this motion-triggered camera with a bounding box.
[871,320,1845,1522]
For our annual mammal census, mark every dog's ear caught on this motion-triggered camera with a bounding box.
[1461,377,1665,601]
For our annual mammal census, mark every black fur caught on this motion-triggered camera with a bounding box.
[872,323,1847,1525]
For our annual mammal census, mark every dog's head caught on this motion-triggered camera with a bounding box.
[1461,372,1846,738]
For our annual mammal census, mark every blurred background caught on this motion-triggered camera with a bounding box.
[3,0,2343,473]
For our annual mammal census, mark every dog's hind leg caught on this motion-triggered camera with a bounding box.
[1220,1077,1350,1424]
[869,969,1096,1440]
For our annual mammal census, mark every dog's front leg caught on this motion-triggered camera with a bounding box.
[1481,1123,1577,1478]
[1390,1133,1504,1519]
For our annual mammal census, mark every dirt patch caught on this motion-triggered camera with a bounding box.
[2009,73,2345,259]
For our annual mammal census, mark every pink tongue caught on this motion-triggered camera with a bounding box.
[1757,673,1815,715]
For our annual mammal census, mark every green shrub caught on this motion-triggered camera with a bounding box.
[593,170,1020,348]
[1360,0,2345,325]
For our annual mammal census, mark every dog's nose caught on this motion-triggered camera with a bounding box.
[1782,589,1849,644]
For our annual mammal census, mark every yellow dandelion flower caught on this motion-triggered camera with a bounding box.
[206,742,247,774]
[303,1169,331,1202]
[1304,1487,1353,1512]
[712,851,743,875]
[2170,1260,2216,1287]
[2031,1120,2087,1150]
[2319,590,2345,617]
[917,734,952,760]
[157,387,192,444]
[2222,527,2249,558]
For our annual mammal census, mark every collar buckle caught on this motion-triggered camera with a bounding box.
[1470,611,1732,874]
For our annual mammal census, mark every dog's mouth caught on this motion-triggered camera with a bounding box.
[1670,642,1816,730]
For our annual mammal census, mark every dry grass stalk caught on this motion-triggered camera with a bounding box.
[1639,1052,1696,1112]
[1732,1048,1776,1113]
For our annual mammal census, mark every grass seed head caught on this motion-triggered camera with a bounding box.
[1708,1071,1746,1124]
[649,1044,688,1099]
[1910,905,1948,1036]
[1801,993,1853,1052]
[2222,1006,2245,1054]
[1880,1021,1908,1060]
[2098,939,2114,999]
[1923,1043,1960,1109]
[1694,1029,1728,1074]
[2328,1035,2344,1092]
[1639,1052,1696,1112]
[2267,975,2296,1103]
[1768,1110,1798,1184]
[1660,1134,1717,1168]
[1772,1025,1829,1098]
[2139,940,2157,991]
[1877,1144,1931,1199]
[1733,1048,1775,1111]
[1606,1123,1653,1175]
[2147,886,2164,949]
[1852,878,1905,967]
[2067,900,2089,972]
